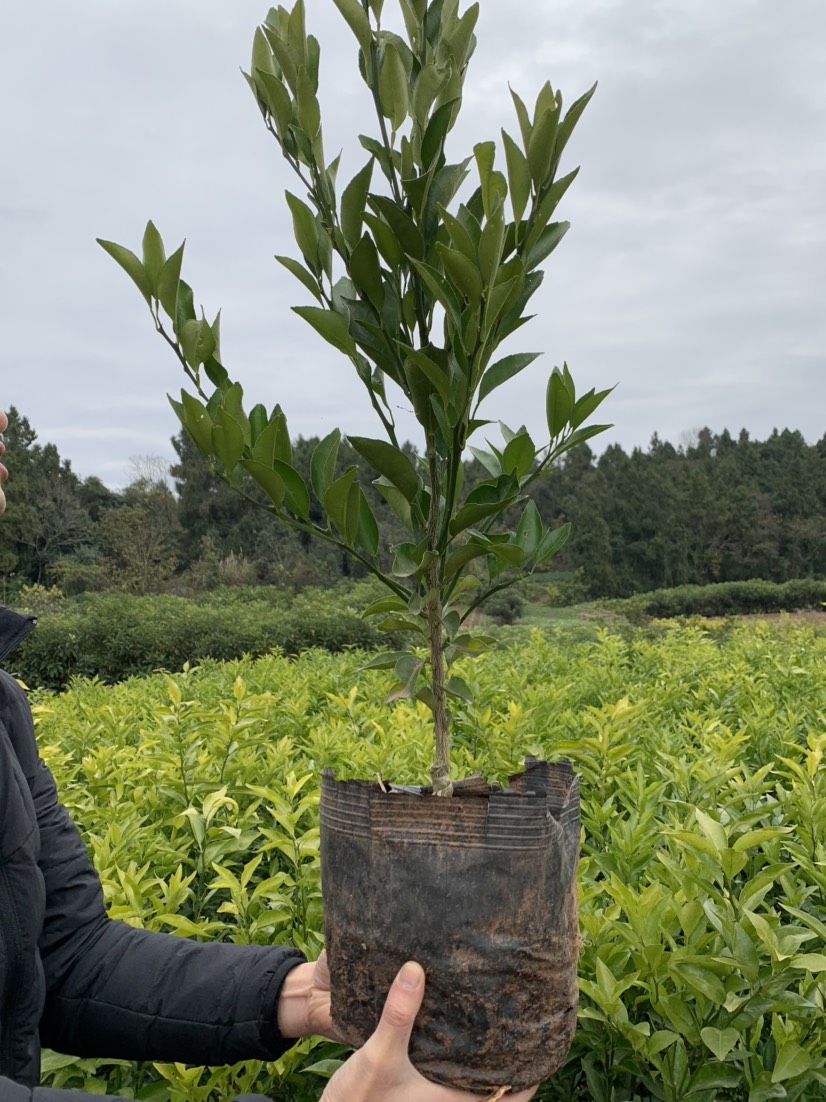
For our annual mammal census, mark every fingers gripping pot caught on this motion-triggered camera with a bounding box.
[319,760,581,1093]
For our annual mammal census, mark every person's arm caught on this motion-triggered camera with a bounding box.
[320,962,539,1102]
[0,663,307,1065]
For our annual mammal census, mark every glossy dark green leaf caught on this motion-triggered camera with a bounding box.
[310,428,341,504]
[374,476,414,532]
[391,540,426,577]
[361,649,411,669]
[526,102,559,188]
[444,540,488,577]
[348,435,420,500]
[445,675,473,702]
[362,594,409,617]
[404,347,452,403]
[409,259,463,330]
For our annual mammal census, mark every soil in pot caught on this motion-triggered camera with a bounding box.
[319,759,580,1094]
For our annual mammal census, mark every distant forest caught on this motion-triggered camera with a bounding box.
[1,406,824,601]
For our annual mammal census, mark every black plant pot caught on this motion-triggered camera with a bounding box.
[319,759,580,1093]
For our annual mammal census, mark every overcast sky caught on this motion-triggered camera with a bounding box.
[2,0,824,487]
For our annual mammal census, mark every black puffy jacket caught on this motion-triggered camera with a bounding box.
[0,607,305,1101]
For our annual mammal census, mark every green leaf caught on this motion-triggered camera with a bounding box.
[211,406,245,474]
[296,66,321,138]
[436,243,482,308]
[791,953,826,971]
[330,0,373,54]
[509,85,532,149]
[348,435,420,501]
[141,221,166,293]
[356,487,380,556]
[275,255,322,302]
[361,649,412,669]
[553,81,597,171]
[378,42,409,130]
[700,1026,738,1061]
[273,459,310,518]
[534,521,571,566]
[478,207,505,287]
[349,235,385,312]
[444,540,489,577]
[408,259,463,329]
[293,306,357,355]
[515,500,542,555]
[177,392,213,455]
[570,385,614,430]
[421,98,458,169]
[363,212,404,269]
[402,347,452,404]
[257,70,294,137]
[97,239,152,305]
[771,1041,813,1084]
[502,129,531,225]
[180,318,217,369]
[310,428,341,503]
[502,431,535,477]
[526,101,559,188]
[478,352,540,404]
[240,460,286,509]
[546,366,574,437]
[527,221,570,269]
[411,63,447,128]
[341,160,374,250]
[362,595,408,618]
[445,676,473,702]
[369,196,425,260]
[157,242,185,322]
[324,466,360,542]
[285,191,320,272]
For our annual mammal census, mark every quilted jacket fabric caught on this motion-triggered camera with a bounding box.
[0,606,305,1101]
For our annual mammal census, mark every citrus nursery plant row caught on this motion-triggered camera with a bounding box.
[30,620,826,1101]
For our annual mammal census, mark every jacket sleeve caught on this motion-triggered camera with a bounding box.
[14,680,307,1065]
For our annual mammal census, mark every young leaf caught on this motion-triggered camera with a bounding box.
[157,243,185,322]
[546,367,573,437]
[502,129,531,225]
[275,255,322,302]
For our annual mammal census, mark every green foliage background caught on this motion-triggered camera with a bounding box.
[31,621,826,1101]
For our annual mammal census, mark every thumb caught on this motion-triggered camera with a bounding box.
[369,961,425,1059]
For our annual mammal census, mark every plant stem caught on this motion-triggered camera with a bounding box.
[425,447,452,796]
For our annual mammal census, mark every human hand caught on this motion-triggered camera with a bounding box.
[277,951,343,1042]
[0,409,8,515]
[320,961,538,1102]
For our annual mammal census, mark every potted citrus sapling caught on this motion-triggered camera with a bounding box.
[99,0,611,1091]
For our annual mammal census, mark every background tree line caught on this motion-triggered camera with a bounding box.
[1,407,824,601]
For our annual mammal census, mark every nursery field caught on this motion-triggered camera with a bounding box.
[31,620,826,1102]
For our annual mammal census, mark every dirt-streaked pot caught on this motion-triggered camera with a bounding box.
[320,759,580,1093]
